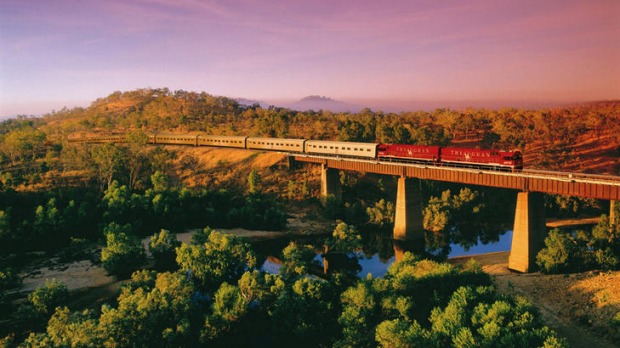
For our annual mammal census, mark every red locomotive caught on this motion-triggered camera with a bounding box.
[378,144,440,162]
[377,144,523,170]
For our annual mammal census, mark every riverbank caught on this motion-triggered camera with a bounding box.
[450,252,620,348]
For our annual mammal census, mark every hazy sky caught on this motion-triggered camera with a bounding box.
[1,0,619,117]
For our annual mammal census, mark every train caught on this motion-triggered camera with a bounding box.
[69,133,523,170]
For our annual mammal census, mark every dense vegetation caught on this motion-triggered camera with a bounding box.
[1,226,567,347]
[1,88,619,346]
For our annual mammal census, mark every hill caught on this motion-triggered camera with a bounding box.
[3,88,619,176]
[285,95,362,113]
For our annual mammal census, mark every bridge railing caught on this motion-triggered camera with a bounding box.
[521,169,620,186]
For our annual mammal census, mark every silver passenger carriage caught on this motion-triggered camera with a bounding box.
[304,140,378,159]
[71,135,126,143]
[153,133,199,146]
[246,137,305,153]
[198,135,247,148]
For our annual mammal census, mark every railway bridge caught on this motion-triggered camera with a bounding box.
[71,134,619,273]
[291,155,620,272]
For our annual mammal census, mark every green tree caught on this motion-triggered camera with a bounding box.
[102,180,133,223]
[410,124,451,146]
[287,180,296,200]
[536,229,580,273]
[43,307,101,347]
[337,279,381,348]
[322,193,343,219]
[28,279,69,317]
[429,286,567,347]
[338,119,370,142]
[247,169,262,194]
[150,170,169,193]
[424,190,452,233]
[375,319,435,348]
[271,277,338,347]
[149,147,175,174]
[227,192,288,231]
[176,229,256,290]
[280,242,318,279]
[33,198,63,250]
[98,271,197,347]
[1,127,47,165]
[190,226,215,245]
[366,199,395,228]
[202,282,249,342]
[101,223,145,278]
[237,270,285,309]
[91,143,128,189]
[0,267,20,310]
[125,130,152,189]
[0,210,10,243]
[149,229,181,271]
[327,221,362,253]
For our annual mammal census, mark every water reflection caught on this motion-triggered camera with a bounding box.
[449,230,513,258]
[257,229,513,278]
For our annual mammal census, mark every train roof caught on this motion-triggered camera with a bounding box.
[305,140,379,147]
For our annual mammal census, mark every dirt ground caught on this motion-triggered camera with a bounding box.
[17,212,335,295]
[451,252,620,348]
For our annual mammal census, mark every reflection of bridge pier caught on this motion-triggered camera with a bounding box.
[393,239,425,262]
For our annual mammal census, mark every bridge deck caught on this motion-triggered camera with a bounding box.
[293,155,620,200]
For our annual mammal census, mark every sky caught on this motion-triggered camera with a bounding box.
[1,0,619,118]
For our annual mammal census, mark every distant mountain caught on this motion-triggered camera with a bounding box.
[286,95,362,113]
[236,98,269,108]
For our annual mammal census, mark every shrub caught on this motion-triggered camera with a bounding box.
[0,268,20,309]
[536,229,579,273]
[28,279,69,316]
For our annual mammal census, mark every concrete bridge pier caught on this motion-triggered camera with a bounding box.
[287,156,298,170]
[320,164,341,203]
[508,192,547,273]
[393,177,425,242]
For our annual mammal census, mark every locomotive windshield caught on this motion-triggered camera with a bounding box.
[504,152,522,161]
